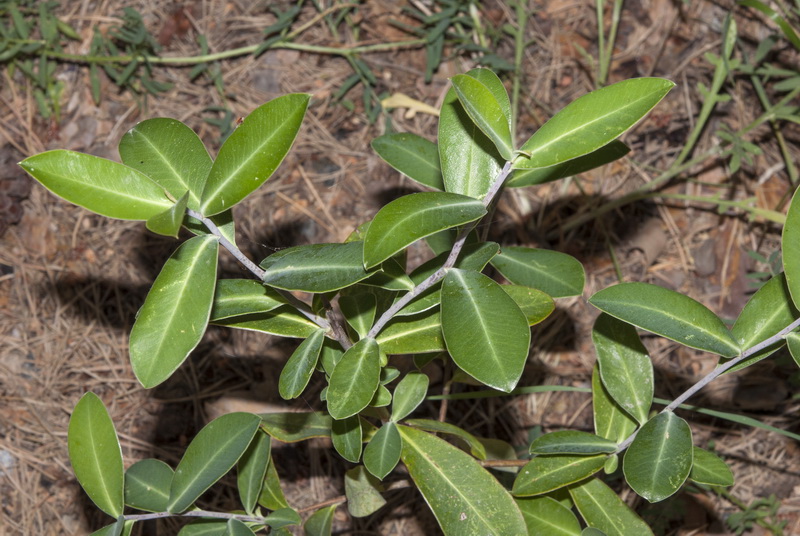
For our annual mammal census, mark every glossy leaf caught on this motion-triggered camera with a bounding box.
[592,365,638,443]
[212,307,320,339]
[589,282,739,357]
[515,496,582,536]
[513,455,607,496]
[728,273,798,371]
[237,431,271,514]
[468,68,512,120]
[623,412,693,502]
[405,418,487,459]
[327,338,381,420]
[569,478,653,536]
[391,372,429,421]
[304,504,337,536]
[491,247,585,298]
[278,329,325,400]
[593,314,653,425]
[371,132,444,190]
[376,308,445,354]
[690,447,734,486]
[259,412,332,442]
[439,68,504,199]
[363,192,486,268]
[20,150,172,220]
[441,269,530,392]
[146,191,189,238]
[451,74,514,160]
[130,235,219,388]
[168,412,262,513]
[507,141,630,188]
[124,459,173,512]
[502,285,555,326]
[264,508,301,529]
[332,415,363,463]
[369,384,392,407]
[119,117,212,209]
[340,293,377,339]
[399,425,527,535]
[210,279,287,321]
[513,78,674,169]
[258,458,288,510]
[225,519,256,536]
[361,257,415,291]
[261,242,373,292]
[345,465,386,518]
[364,422,402,480]
[68,392,124,517]
[200,94,310,215]
[529,431,617,455]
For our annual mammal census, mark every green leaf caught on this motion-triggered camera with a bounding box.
[91,519,133,536]
[788,332,800,368]
[124,459,173,512]
[623,412,693,502]
[340,293,377,339]
[491,247,585,298]
[502,285,555,325]
[304,504,337,536]
[467,68,512,121]
[439,68,505,199]
[507,141,630,187]
[345,466,386,518]
[450,74,514,160]
[261,242,373,292]
[68,392,124,517]
[332,415,363,462]
[399,425,526,534]
[361,257,415,291]
[376,308,445,354]
[391,372,430,421]
[327,338,381,420]
[118,117,212,210]
[784,188,800,309]
[130,235,219,388]
[177,519,227,536]
[589,282,740,357]
[513,78,674,169]
[258,457,288,510]
[515,496,582,536]
[363,192,486,269]
[404,419,487,459]
[225,519,256,536]
[200,94,310,216]
[593,314,653,425]
[168,412,262,513]
[264,508,301,529]
[278,329,325,399]
[513,455,607,496]
[371,132,444,190]
[369,384,392,407]
[364,422,402,479]
[237,431,271,514]
[212,307,320,338]
[19,150,171,220]
[592,365,638,443]
[260,412,332,442]
[441,269,530,392]
[146,191,189,238]
[529,431,617,455]
[184,209,237,246]
[210,279,288,321]
[569,478,653,536]
[690,446,734,486]
[728,273,798,371]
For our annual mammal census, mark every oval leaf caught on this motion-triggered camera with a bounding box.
[363,192,486,269]
[515,496,582,536]
[146,191,189,238]
[345,465,386,518]
[237,431,271,514]
[278,329,325,399]
[451,74,514,160]
[507,141,630,188]
[260,411,332,442]
[304,504,337,536]
[593,314,653,425]
[784,179,800,308]
[502,285,555,326]
[569,477,653,536]
[371,132,443,190]
[130,235,219,388]
[258,457,288,510]
[363,422,402,480]
[332,415,363,463]
[212,307,320,339]
[512,454,608,496]
[340,293,377,339]
[225,519,256,536]
[261,242,373,292]
[376,308,445,354]
[399,425,527,535]
[589,282,740,357]
[690,447,734,486]
[19,150,172,220]
[327,338,381,420]
[391,371,430,421]
[623,412,693,502]
[210,279,288,321]
[200,94,310,216]
[592,365,638,443]
[529,431,617,455]
[404,418,487,460]
[168,412,262,513]
[513,78,674,169]
[125,459,173,512]
[68,392,124,517]
[490,247,585,298]
[441,269,530,392]
[119,117,212,210]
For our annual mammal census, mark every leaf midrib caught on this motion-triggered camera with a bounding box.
[136,129,203,207]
